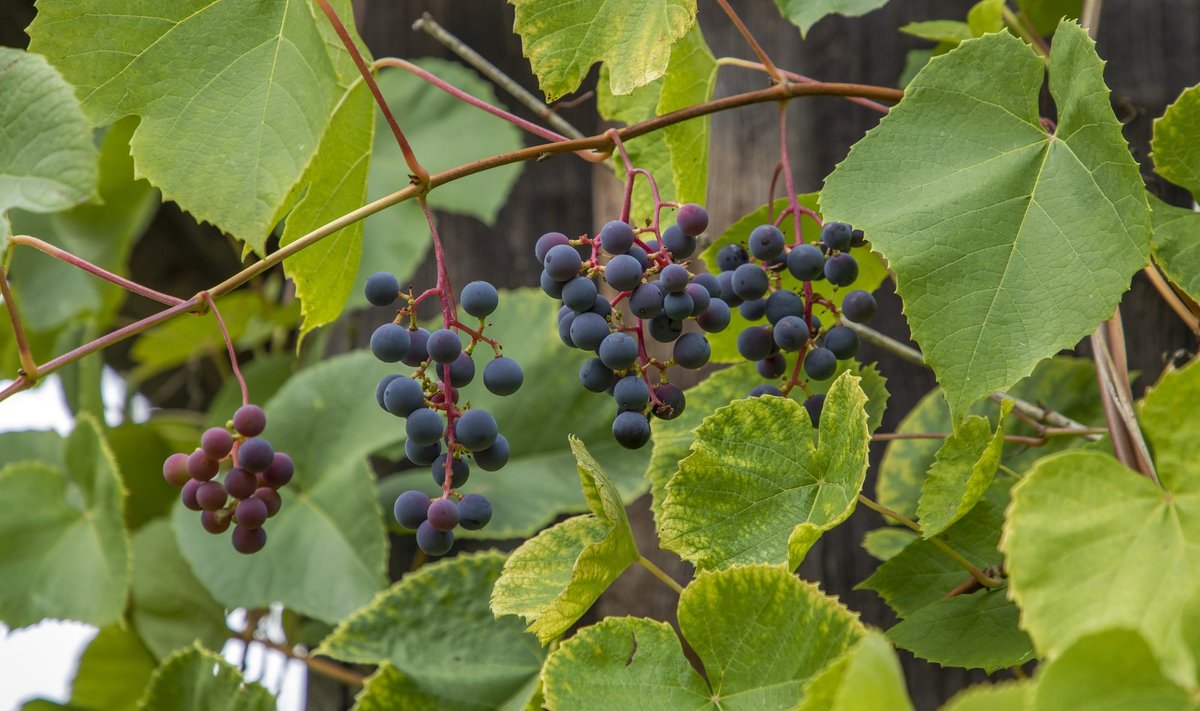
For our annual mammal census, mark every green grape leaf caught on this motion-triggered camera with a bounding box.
[175,351,392,623]
[279,80,374,338]
[0,48,97,231]
[0,429,64,469]
[1140,358,1200,483]
[510,0,697,101]
[1001,451,1200,681]
[886,589,1035,673]
[0,414,128,627]
[349,59,526,305]
[917,400,1012,537]
[108,422,187,530]
[773,0,894,37]
[899,21,974,43]
[543,564,866,710]
[1152,85,1200,198]
[861,527,918,561]
[967,0,1006,36]
[319,552,545,710]
[698,196,888,363]
[1031,630,1195,711]
[1015,0,1082,35]
[130,519,228,660]
[1149,195,1200,302]
[69,625,157,711]
[878,356,1102,519]
[941,682,1032,711]
[659,371,870,571]
[384,290,650,540]
[658,25,717,210]
[821,22,1152,423]
[490,437,638,644]
[28,0,344,251]
[349,664,540,711]
[136,644,274,711]
[797,632,915,711]
[646,360,888,520]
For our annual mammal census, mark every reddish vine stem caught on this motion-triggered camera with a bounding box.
[202,292,249,407]
[314,0,430,187]
[717,58,891,114]
[0,268,37,380]
[714,0,783,83]
[8,235,184,306]
[1144,264,1200,335]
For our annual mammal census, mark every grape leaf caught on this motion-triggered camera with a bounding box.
[861,527,917,561]
[1015,0,1082,35]
[1149,196,1200,302]
[0,48,97,233]
[886,589,1035,673]
[698,196,889,363]
[0,414,129,627]
[137,644,274,711]
[1152,84,1200,199]
[966,0,1006,36]
[900,21,974,43]
[107,422,189,531]
[797,632,915,711]
[490,438,638,644]
[917,399,1011,537]
[773,0,893,36]
[542,564,866,710]
[941,682,1032,711]
[69,625,156,711]
[659,371,870,571]
[28,0,345,251]
[646,360,888,521]
[510,0,697,101]
[318,551,545,710]
[821,22,1152,423]
[175,351,392,623]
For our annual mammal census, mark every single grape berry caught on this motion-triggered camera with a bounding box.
[201,509,231,535]
[416,520,454,556]
[196,481,228,511]
[627,244,650,271]
[823,326,859,360]
[535,232,570,263]
[562,276,599,312]
[697,299,732,333]
[231,526,267,555]
[612,411,651,449]
[255,487,283,518]
[233,405,267,437]
[432,454,470,488]
[455,409,498,451]
[663,292,694,321]
[629,283,664,319]
[661,224,697,259]
[749,224,786,260]
[804,394,826,427]
[163,453,191,487]
[599,332,638,371]
[605,254,644,291]
[406,408,445,446]
[737,326,775,362]
[376,374,401,410]
[684,283,711,316]
[841,290,877,323]
[181,479,203,511]
[427,498,460,532]
[472,434,510,471]
[260,452,294,489]
[544,243,583,281]
[402,328,432,367]
[823,253,859,287]
[239,438,275,474]
[732,263,769,300]
[426,329,462,364]
[652,383,686,420]
[648,314,683,343]
[569,312,610,351]
[739,298,767,321]
[850,229,866,248]
[673,333,711,369]
[757,353,788,379]
[224,467,257,499]
[589,294,613,318]
[236,497,269,530]
[461,281,499,317]
[659,264,690,293]
[613,376,651,412]
[371,323,411,363]
[773,315,810,351]
[447,353,476,386]
[188,450,219,481]
[749,384,783,397]
[394,490,431,529]
[717,244,749,272]
[483,357,523,396]
[541,270,565,298]
[364,272,400,307]
[384,377,426,417]
[804,348,838,380]
[599,220,636,254]
[693,273,722,299]
[201,427,234,459]
[458,494,493,530]
[676,203,709,236]
[406,439,441,466]
[557,314,576,348]
[580,358,615,392]
[820,222,854,252]
[765,290,804,325]
[786,244,825,281]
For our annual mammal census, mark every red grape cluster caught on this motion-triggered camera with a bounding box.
[162,404,292,554]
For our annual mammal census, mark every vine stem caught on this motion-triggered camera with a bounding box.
[636,555,685,595]
[231,635,365,688]
[856,494,1002,589]
[314,0,429,187]
[7,235,183,306]
[202,292,249,407]
[1090,323,1158,483]
[1081,0,1103,38]
[1144,264,1200,336]
[716,57,891,114]
[714,0,782,83]
[871,431,1099,446]
[0,268,37,380]
[1001,6,1051,59]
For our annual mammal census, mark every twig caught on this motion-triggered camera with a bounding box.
[715,57,891,113]
[636,555,685,595]
[1090,326,1158,483]
[838,317,924,367]
[0,268,37,380]
[411,13,585,140]
[714,0,782,82]
[7,235,184,307]
[1144,264,1200,336]
[202,292,249,407]
[233,636,365,688]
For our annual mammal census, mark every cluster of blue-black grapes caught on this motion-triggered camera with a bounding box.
[536,204,718,449]
[363,272,522,556]
[162,404,292,554]
[715,219,877,424]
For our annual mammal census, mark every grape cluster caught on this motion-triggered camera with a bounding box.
[536,204,720,449]
[364,272,518,555]
[162,404,292,554]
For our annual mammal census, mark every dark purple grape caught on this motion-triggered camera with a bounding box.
[605,254,644,291]
[717,271,744,307]
[376,374,401,410]
[737,326,774,361]
[188,450,219,481]
[643,238,660,254]
[684,283,711,316]
[804,348,838,380]
[260,453,294,489]
[238,438,275,474]
[235,497,269,530]
[394,490,431,529]
[820,222,854,252]
[612,411,651,449]
[749,224,786,261]
[427,329,462,364]
[432,454,470,488]
[446,352,475,386]
[196,481,228,511]
[580,358,615,392]
[535,232,570,263]
[673,333,711,369]
[569,312,610,351]
[630,283,664,319]
[823,253,859,287]
[472,434,509,471]
[483,357,523,396]
[841,290,877,323]
[562,276,599,312]
[461,281,499,318]
[786,244,825,281]
[558,311,577,348]
[804,394,826,427]
[455,409,498,451]
[676,203,709,237]
[233,405,267,437]
[732,263,769,300]
[406,408,446,447]
[659,264,690,293]
[663,292,694,320]
[823,326,859,360]
[757,353,788,379]
[163,453,190,487]
[717,244,749,272]
[541,270,565,298]
[749,384,783,397]
[765,290,804,325]
[614,376,650,411]
[385,377,426,417]
[692,273,721,298]
[599,220,636,254]
[402,328,431,367]
[652,384,686,420]
[181,479,203,511]
[231,525,266,554]
[773,316,810,351]
[661,224,696,259]
[697,299,731,333]
[371,323,411,363]
[427,498,460,531]
[255,487,282,518]
[416,520,453,555]
[648,314,683,343]
[739,298,767,321]
[405,439,441,466]
[201,509,231,535]
[627,244,650,271]
[201,427,234,459]
[599,332,638,371]
[544,243,583,281]
[458,494,493,530]
[365,272,400,307]
[850,229,866,248]
[224,467,257,499]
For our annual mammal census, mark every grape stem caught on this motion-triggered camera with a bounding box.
[6,234,184,307]
[636,555,685,595]
[713,0,783,84]
[0,267,37,381]
[230,632,365,688]
[201,291,250,408]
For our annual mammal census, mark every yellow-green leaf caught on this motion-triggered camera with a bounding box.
[917,400,1011,537]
